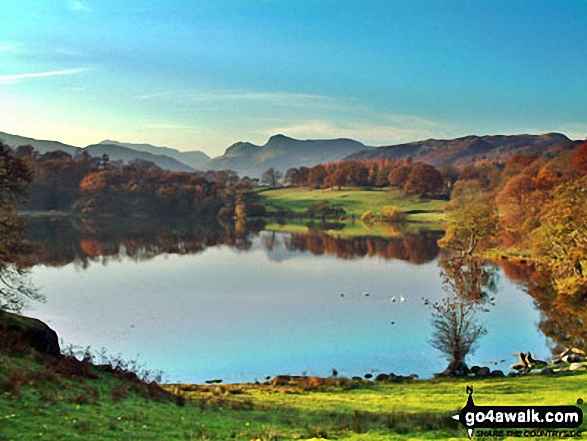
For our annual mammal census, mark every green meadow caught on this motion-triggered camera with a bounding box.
[258,187,447,223]
[1,347,586,441]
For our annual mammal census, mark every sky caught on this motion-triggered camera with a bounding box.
[0,0,586,157]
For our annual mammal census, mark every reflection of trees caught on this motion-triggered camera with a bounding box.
[23,217,265,268]
[499,259,587,352]
[428,256,497,375]
[281,230,443,263]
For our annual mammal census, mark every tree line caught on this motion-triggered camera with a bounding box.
[438,141,587,352]
[10,145,259,219]
[279,158,447,198]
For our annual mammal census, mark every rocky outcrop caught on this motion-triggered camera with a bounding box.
[0,310,60,356]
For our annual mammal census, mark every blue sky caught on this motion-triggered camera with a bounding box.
[1,0,586,157]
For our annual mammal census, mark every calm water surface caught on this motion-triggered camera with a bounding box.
[24,222,551,383]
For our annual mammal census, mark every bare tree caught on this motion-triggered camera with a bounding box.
[426,256,497,375]
[261,168,283,188]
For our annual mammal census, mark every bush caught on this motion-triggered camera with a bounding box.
[360,210,377,224]
[380,206,406,222]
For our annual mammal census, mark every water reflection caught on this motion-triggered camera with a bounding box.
[20,217,556,383]
[24,217,444,267]
[0,209,44,312]
[428,256,497,376]
[500,259,587,352]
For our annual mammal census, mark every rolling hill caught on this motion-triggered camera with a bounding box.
[0,132,197,172]
[98,140,210,170]
[345,133,580,166]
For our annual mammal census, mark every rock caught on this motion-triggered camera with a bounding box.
[438,360,469,377]
[560,348,574,358]
[0,310,60,356]
[526,353,547,368]
[540,368,554,375]
[569,363,585,371]
[364,373,373,379]
[507,372,519,377]
[351,376,363,381]
[563,354,585,363]
[490,370,505,377]
[476,367,491,377]
[470,365,481,374]
[375,373,390,382]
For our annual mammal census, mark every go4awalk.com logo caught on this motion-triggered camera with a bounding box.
[453,386,584,438]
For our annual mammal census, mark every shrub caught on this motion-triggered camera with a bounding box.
[380,206,406,222]
[360,210,377,224]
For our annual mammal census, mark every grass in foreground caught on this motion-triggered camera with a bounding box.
[259,187,446,222]
[2,348,586,441]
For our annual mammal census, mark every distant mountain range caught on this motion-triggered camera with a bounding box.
[98,140,210,170]
[0,130,581,177]
[0,132,203,172]
[346,133,580,166]
[207,134,372,177]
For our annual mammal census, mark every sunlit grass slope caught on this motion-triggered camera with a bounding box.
[2,348,585,441]
[259,187,446,222]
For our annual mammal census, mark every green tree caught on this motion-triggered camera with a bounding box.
[438,180,497,255]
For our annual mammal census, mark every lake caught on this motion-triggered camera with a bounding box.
[22,218,552,384]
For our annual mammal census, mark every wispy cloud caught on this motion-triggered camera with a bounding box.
[187,91,330,103]
[67,0,92,12]
[0,68,88,85]
[134,90,344,110]
[0,46,12,52]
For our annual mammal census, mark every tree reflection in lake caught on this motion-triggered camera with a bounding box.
[427,256,498,376]
[0,143,44,312]
[24,217,444,267]
[281,230,443,263]
[24,217,265,268]
[500,259,587,353]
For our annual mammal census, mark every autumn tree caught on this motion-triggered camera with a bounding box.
[533,176,587,297]
[403,162,444,197]
[438,180,497,255]
[573,141,587,176]
[308,164,327,189]
[388,164,411,188]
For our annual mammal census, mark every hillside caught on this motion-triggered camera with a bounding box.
[0,131,80,156]
[0,132,196,172]
[346,133,580,166]
[85,144,196,172]
[207,134,371,177]
[99,140,210,170]
[2,312,586,440]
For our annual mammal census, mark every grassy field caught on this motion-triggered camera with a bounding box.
[2,348,586,440]
[259,187,446,223]
[263,219,442,238]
